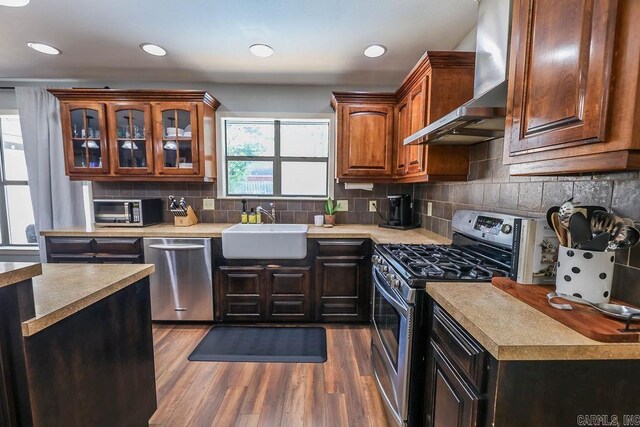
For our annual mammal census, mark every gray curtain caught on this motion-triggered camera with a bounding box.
[16,87,85,261]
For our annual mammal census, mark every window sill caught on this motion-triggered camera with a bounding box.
[0,246,39,255]
[219,196,330,201]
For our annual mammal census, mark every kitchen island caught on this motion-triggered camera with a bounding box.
[0,262,156,427]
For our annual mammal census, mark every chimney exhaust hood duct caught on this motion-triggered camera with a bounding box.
[405,0,512,146]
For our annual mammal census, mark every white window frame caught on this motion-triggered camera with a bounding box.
[216,112,335,200]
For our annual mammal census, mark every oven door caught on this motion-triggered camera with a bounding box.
[371,266,413,426]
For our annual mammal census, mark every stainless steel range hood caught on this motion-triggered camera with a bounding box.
[405,0,512,146]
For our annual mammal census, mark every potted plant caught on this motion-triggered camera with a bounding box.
[324,197,339,225]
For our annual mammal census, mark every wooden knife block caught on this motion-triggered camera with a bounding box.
[174,206,198,227]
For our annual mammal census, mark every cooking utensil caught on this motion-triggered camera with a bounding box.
[580,232,611,251]
[569,212,591,248]
[558,198,578,228]
[548,292,640,322]
[590,210,626,239]
[546,206,560,228]
[550,212,568,247]
[608,225,640,251]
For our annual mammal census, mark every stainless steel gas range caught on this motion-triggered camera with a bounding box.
[370,210,558,426]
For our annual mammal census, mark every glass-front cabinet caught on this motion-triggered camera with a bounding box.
[108,103,153,175]
[50,90,219,181]
[61,102,109,174]
[153,102,199,176]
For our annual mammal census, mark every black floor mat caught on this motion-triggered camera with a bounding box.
[188,326,327,363]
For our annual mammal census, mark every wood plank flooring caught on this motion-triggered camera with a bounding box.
[149,324,391,427]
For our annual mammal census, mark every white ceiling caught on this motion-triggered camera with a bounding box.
[0,0,478,86]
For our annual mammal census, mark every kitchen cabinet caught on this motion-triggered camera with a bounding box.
[45,236,143,264]
[331,51,474,183]
[505,0,640,175]
[266,266,312,321]
[425,300,640,426]
[315,239,371,322]
[49,89,220,182]
[217,266,266,322]
[331,93,396,180]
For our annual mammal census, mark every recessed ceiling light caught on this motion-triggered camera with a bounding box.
[0,0,30,6]
[139,43,167,57]
[364,44,387,58]
[249,44,274,58]
[27,42,61,55]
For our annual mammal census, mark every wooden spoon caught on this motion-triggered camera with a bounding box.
[551,212,568,247]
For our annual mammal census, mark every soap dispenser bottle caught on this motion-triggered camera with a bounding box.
[241,200,248,224]
[248,208,257,224]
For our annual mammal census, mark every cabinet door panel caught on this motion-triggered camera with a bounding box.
[507,0,618,155]
[267,267,311,321]
[152,102,200,176]
[428,340,481,427]
[406,77,428,174]
[315,256,368,321]
[339,104,394,177]
[108,103,154,175]
[395,96,410,175]
[217,267,265,321]
[61,103,110,175]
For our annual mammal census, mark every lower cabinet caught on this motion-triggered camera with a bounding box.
[215,239,371,323]
[425,301,640,426]
[315,239,371,322]
[46,237,143,264]
[217,265,312,322]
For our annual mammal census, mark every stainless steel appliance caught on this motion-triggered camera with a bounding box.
[94,198,162,227]
[143,238,214,321]
[371,209,558,426]
[404,0,513,146]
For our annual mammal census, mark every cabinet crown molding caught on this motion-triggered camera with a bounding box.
[397,51,475,98]
[330,92,397,110]
[47,89,220,109]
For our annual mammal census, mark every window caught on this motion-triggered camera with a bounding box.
[0,115,36,246]
[221,118,331,198]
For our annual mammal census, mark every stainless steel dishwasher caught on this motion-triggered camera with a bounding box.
[143,238,213,321]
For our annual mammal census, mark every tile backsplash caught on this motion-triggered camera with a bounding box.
[92,182,408,225]
[411,138,640,305]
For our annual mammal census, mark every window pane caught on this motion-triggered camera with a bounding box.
[226,121,274,156]
[227,161,273,195]
[281,162,327,196]
[281,121,329,158]
[1,116,28,181]
[5,185,36,244]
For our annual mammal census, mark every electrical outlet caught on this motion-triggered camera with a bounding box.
[203,198,215,210]
[369,200,377,212]
[335,200,348,212]
[427,202,433,216]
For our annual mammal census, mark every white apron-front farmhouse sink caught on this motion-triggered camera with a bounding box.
[221,223,308,259]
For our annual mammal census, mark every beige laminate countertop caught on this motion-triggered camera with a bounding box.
[0,262,42,288]
[40,223,450,245]
[427,282,640,361]
[22,263,154,337]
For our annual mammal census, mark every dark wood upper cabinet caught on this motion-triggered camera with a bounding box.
[59,102,110,175]
[49,89,220,182]
[505,0,640,175]
[395,95,410,176]
[332,93,396,180]
[332,51,474,183]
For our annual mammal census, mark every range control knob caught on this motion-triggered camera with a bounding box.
[501,224,513,234]
[386,273,396,281]
[380,265,388,273]
[372,255,380,264]
[391,279,400,289]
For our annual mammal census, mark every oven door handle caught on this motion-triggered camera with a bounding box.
[372,267,410,316]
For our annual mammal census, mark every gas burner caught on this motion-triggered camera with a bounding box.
[380,243,509,282]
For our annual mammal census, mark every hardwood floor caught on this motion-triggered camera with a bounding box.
[149,324,391,427]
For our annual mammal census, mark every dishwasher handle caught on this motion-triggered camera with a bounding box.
[148,244,206,251]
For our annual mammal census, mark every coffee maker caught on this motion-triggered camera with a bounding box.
[379,194,419,230]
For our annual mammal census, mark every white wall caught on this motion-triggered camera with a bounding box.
[0,81,395,114]
[454,26,477,51]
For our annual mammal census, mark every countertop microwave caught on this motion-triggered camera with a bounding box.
[93,198,163,227]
